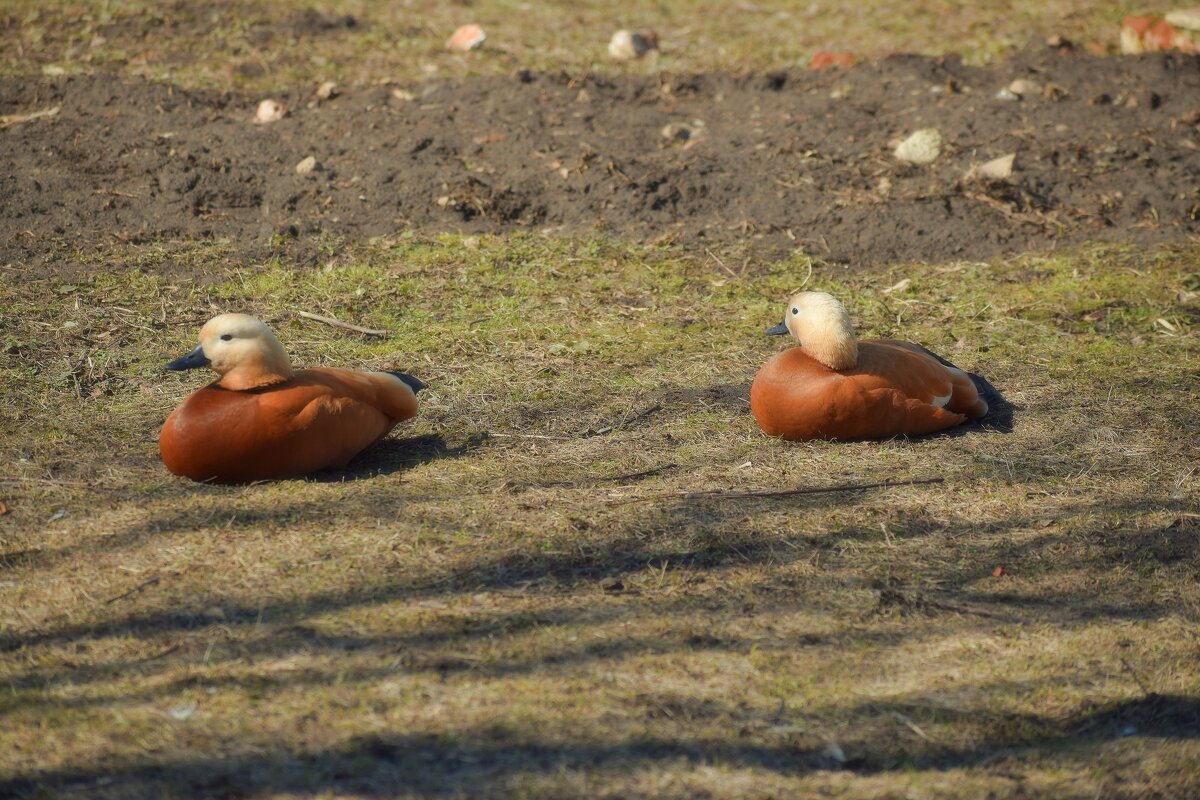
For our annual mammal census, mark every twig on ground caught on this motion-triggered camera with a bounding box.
[609,476,944,505]
[0,475,97,489]
[514,462,679,490]
[0,106,60,129]
[487,432,569,441]
[890,711,935,742]
[93,188,142,199]
[297,311,389,336]
[611,462,678,483]
[104,575,161,605]
[134,642,182,664]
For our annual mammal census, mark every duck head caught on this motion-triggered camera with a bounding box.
[166,313,295,390]
[765,291,859,370]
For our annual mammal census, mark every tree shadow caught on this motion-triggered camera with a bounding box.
[4,692,1195,798]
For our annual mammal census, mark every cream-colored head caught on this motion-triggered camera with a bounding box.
[166,313,294,390]
[766,291,859,370]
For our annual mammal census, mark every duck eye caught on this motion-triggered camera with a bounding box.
[791,307,799,315]
[220,334,233,341]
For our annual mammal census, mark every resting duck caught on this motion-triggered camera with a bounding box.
[160,314,423,483]
[750,292,988,440]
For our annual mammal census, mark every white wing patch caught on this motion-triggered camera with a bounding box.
[931,392,952,408]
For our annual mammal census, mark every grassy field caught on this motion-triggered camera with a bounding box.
[3,0,1200,797]
[2,235,1198,797]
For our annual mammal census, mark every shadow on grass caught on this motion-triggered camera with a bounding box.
[4,692,1196,798]
[0,432,482,575]
[314,431,489,481]
[2,494,1194,676]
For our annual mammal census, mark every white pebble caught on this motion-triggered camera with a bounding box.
[894,128,942,164]
[254,99,285,124]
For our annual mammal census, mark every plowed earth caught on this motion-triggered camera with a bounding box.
[2,48,1198,275]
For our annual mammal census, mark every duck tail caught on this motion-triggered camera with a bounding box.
[386,371,426,393]
[909,343,1006,420]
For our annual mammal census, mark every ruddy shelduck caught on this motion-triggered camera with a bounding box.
[160,314,423,483]
[750,292,989,440]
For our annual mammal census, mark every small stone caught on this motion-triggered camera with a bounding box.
[254,99,285,124]
[1042,82,1068,101]
[821,741,847,764]
[608,29,657,60]
[166,701,197,721]
[201,605,226,621]
[391,88,415,102]
[894,128,942,164]
[1165,7,1200,32]
[446,24,486,52]
[316,81,338,100]
[295,155,321,175]
[1008,78,1040,97]
[661,122,693,141]
[995,87,1019,102]
[968,153,1016,181]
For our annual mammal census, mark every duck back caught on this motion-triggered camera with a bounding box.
[750,341,983,441]
[160,368,418,483]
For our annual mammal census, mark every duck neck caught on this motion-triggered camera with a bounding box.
[796,315,859,370]
[216,351,294,391]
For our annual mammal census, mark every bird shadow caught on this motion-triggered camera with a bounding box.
[951,371,1016,435]
[310,432,487,482]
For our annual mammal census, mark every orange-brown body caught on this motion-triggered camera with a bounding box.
[160,368,419,483]
[750,340,987,441]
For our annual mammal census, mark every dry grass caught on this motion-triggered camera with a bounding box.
[1,236,1198,798]
[2,0,1145,91]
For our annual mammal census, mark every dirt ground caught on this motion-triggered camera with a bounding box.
[3,48,1199,273]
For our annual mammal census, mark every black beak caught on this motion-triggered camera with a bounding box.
[765,319,789,336]
[165,345,211,371]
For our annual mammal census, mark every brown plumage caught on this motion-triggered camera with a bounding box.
[750,292,988,441]
[159,314,422,483]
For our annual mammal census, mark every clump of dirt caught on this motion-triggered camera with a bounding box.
[2,49,1198,275]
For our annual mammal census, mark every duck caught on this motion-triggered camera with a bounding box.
[750,292,988,441]
[159,313,424,483]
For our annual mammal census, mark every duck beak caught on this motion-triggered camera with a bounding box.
[765,319,789,336]
[165,345,211,371]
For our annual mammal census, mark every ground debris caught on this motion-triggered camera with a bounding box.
[4,51,1200,273]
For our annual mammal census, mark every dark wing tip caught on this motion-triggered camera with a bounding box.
[387,371,426,393]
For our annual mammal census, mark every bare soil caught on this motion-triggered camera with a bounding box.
[3,48,1199,275]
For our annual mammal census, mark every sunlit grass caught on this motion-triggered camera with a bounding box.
[1,236,1197,797]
